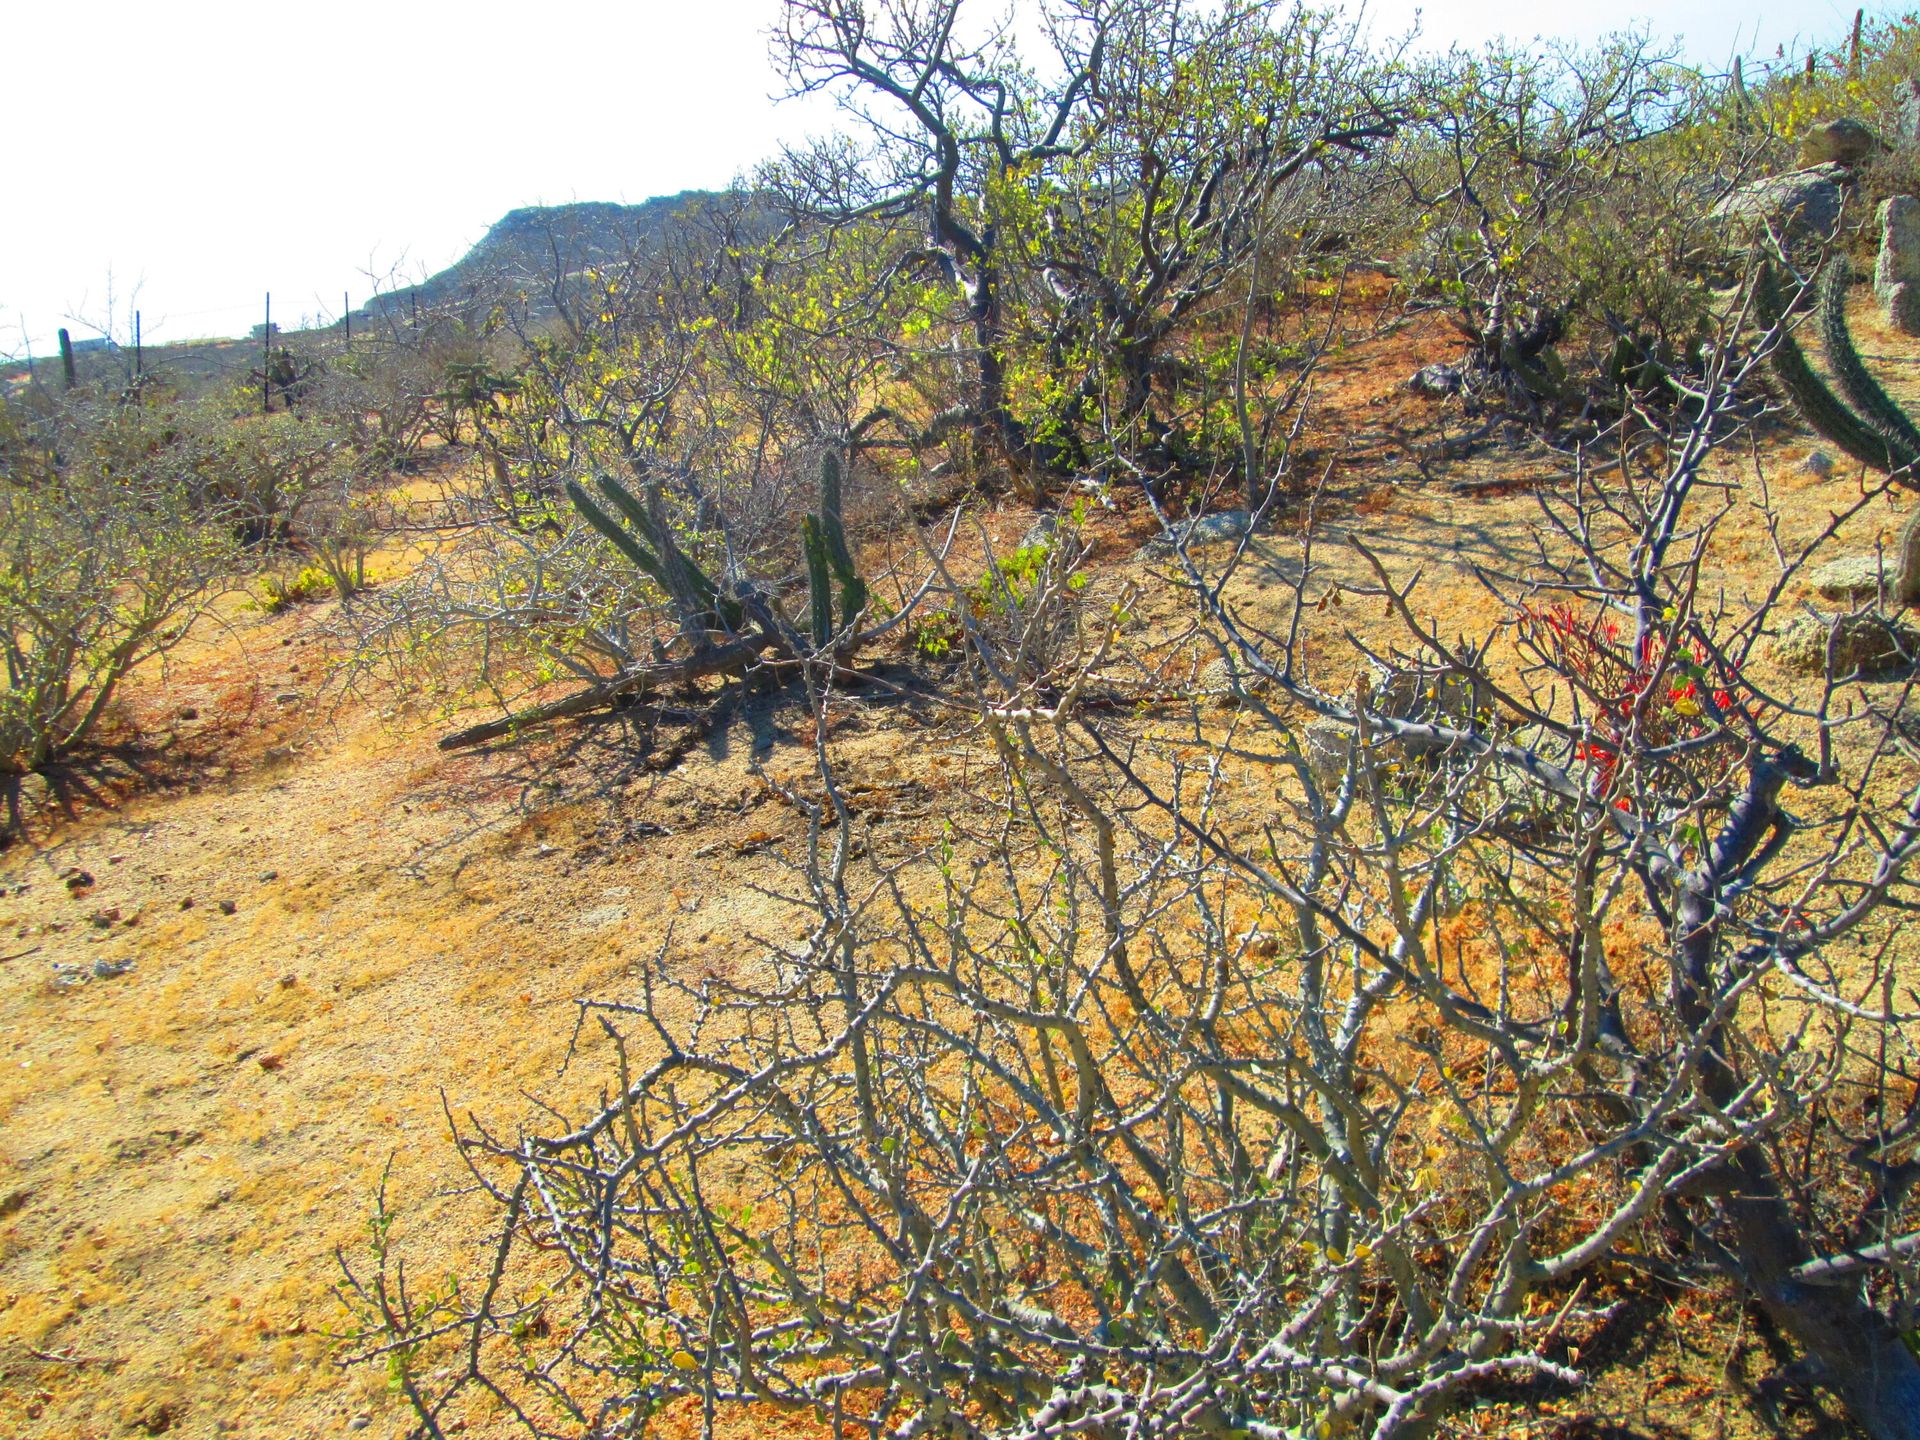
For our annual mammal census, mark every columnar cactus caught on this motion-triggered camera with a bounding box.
[568,449,868,654]
[1759,260,1920,602]
[808,449,868,643]
[567,474,741,630]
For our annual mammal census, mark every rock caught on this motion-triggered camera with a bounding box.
[62,867,95,894]
[1016,511,1085,565]
[1879,196,1920,335]
[1773,611,1920,676]
[1139,509,1254,558]
[92,957,134,979]
[1196,656,1270,708]
[217,899,237,916]
[1406,363,1464,397]
[1801,449,1836,478]
[1303,720,1356,785]
[273,690,302,705]
[1019,513,1060,552]
[1799,117,1876,167]
[1894,79,1920,145]
[1811,553,1894,602]
[1371,660,1493,728]
[349,1418,371,1432]
[1710,166,1846,266]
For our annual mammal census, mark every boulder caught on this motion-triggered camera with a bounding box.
[1877,195,1920,335]
[1710,166,1846,267]
[1801,449,1836,479]
[1299,660,1494,787]
[1893,79,1920,146]
[1773,611,1920,676]
[1799,117,1876,168]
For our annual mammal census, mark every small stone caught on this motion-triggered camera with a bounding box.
[179,897,195,910]
[1406,363,1463,397]
[257,870,278,883]
[89,908,121,929]
[279,974,298,988]
[273,690,303,705]
[92,957,134,980]
[349,1418,371,1432]
[1801,449,1835,478]
[176,706,198,721]
[217,900,237,916]
[62,868,95,894]
[1195,656,1270,708]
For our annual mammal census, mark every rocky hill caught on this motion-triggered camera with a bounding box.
[357,191,742,327]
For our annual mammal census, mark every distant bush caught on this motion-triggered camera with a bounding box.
[0,392,236,778]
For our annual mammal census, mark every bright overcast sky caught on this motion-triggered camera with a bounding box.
[1,0,1884,357]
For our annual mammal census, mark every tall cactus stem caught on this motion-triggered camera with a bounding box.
[815,450,868,628]
[1757,263,1915,476]
[803,515,835,645]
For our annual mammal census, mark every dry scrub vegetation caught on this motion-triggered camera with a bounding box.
[13,5,1920,1439]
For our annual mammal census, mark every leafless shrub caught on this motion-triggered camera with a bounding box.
[338,257,1920,1440]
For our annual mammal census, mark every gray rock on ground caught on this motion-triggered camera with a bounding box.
[1300,661,1494,785]
[1196,655,1271,708]
[1407,364,1464,397]
[1811,553,1895,603]
[1773,611,1920,677]
[1139,509,1254,558]
[1894,80,1920,146]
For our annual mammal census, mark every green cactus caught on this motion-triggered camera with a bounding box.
[803,515,835,644]
[566,474,741,630]
[1757,261,1920,475]
[57,329,75,391]
[1759,259,1920,602]
[812,450,868,631]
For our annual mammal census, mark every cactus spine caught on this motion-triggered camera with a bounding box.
[1760,259,1920,602]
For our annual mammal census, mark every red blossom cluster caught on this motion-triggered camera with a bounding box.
[1520,602,1747,806]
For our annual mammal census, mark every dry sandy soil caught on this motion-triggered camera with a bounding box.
[3,297,1917,1440]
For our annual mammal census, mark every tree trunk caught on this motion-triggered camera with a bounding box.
[1675,752,1920,1439]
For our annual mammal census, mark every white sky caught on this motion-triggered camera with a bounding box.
[2,0,1885,357]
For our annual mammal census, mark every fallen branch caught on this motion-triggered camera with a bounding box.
[437,638,771,750]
